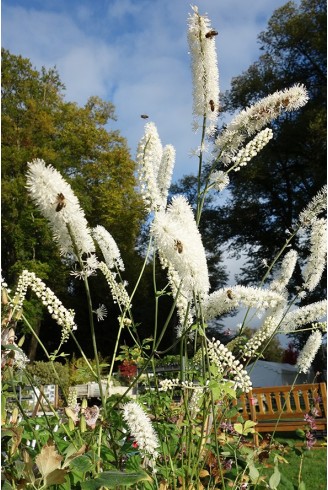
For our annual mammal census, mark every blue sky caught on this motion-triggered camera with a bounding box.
[2,0,295,182]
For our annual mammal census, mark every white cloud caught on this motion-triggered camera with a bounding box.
[2,0,295,180]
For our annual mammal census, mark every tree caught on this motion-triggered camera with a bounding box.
[204,0,326,287]
[1,49,145,358]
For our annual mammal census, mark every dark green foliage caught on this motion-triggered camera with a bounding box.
[26,360,70,396]
[215,0,326,285]
[1,48,146,359]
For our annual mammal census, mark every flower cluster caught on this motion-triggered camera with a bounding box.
[296,330,323,374]
[98,262,131,310]
[242,307,284,359]
[122,401,159,462]
[92,225,125,271]
[70,254,99,280]
[302,218,327,292]
[13,270,77,341]
[136,122,175,212]
[203,286,284,321]
[151,195,210,298]
[230,128,273,171]
[215,84,309,163]
[26,159,95,257]
[209,170,230,191]
[269,249,298,294]
[159,378,204,392]
[83,405,100,429]
[158,378,181,391]
[280,300,327,334]
[187,5,219,135]
[94,304,108,322]
[298,185,327,227]
[207,338,252,392]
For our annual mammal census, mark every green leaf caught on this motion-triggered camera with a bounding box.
[269,465,281,489]
[62,444,87,468]
[298,482,306,490]
[69,455,94,473]
[1,393,7,424]
[248,462,260,482]
[80,470,152,489]
[225,407,239,418]
[233,423,243,435]
[1,481,14,490]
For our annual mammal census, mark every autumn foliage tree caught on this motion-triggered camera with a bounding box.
[1,48,145,358]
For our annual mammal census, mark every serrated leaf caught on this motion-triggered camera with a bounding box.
[80,470,152,489]
[63,444,86,468]
[44,468,68,487]
[69,455,94,472]
[35,443,62,478]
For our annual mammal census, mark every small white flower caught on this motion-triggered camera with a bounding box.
[122,401,159,462]
[203,286,285,321]
[26,159,95,258]
[151,195,210,297]
[269,249,298,293]
[215,84,309,162]
[209,171,229,191]
[302,218,327,292]
[188,5,219,134]
[13,270,77,339]
[231,128,273,171]
[296,330,323,374]
[99,262,131,310]
[136,122,175,212]
[298,186,327,227]
[93,225,124,271]
[207,338,252,392]
[94,304,107,322]
[281,300,327,334]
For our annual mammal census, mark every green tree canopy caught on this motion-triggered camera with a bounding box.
[215,0,326,364]
[1,48,146,358]
[203,0,326,287]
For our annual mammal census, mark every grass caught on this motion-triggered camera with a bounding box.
[260,444,326,489]
[282,448,326,489]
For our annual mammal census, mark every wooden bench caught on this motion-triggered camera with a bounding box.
[232,383,327,445]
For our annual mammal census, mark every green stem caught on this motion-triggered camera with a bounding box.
[239,226,301,335]
[82,272,105,406]
[196,114,207,226]
[66,223,105,408]
[21,313,68,405]
[69,329,97,378]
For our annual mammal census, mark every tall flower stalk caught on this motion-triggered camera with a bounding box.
[2,5,326,490]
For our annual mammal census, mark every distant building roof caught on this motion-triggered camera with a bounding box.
[246,360,313,387]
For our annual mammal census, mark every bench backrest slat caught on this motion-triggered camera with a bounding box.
[247,383,327,421]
